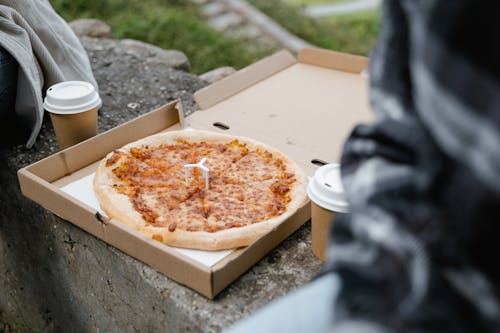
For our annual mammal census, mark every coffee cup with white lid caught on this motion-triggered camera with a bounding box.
[43,81,102,149]
[307,163,349,261]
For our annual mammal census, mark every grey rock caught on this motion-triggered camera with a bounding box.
[201,2,228,17]
[199,66,236,84]
[0,35,322,332]
[79,36,199,119]
[69,18,112,38]
[208,12,245,31]
[119,39,191,72]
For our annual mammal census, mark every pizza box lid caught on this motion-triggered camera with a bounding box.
[17,47,372,299]
[190,47,372,175]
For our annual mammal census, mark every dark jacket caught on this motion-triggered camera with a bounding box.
[326,1,500,332]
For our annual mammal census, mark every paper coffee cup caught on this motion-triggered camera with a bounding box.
[43,81,102,149]
[307,163,349,261]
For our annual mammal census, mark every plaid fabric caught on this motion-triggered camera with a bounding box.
[324,1,500,332]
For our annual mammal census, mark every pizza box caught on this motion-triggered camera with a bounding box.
[17,47,372,299]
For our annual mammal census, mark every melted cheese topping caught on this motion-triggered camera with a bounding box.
[106,140,296,232]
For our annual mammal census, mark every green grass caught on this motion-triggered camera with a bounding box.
[249,0,380,56]
[112,10,272,74]
[318,10,380,55]
[50,0,379,73]
[50,0,272,74]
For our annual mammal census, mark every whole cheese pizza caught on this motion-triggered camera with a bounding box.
[93,130,307,251]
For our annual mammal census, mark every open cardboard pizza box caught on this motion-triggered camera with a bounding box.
[18,48,372,298]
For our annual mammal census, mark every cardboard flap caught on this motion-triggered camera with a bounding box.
[194,50,296,110]
[104,219,214,297]
[18,168,106,237]
[298,48,368,73]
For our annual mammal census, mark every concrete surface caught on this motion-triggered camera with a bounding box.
[0,33,323,332]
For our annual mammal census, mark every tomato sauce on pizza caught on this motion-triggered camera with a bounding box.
[93,130,307,250]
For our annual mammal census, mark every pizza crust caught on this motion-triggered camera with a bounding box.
[140,206,299,251]
[94,161,149,229]
[94,129,308,251]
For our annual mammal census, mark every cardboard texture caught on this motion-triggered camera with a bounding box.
[49,107,98,149]
[311,202,336,262]
[18,48,372,298]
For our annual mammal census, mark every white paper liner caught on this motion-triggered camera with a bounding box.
[60,173,233,267]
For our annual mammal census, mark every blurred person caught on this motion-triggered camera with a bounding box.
[226,1,500,332]
[0,0,97,148]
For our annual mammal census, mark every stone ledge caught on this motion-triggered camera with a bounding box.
[0,34,322,332]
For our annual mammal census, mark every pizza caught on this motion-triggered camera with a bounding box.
[93,129,307,251]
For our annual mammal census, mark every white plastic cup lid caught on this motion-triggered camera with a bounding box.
[307,163,349,213]
[43,81,102,114]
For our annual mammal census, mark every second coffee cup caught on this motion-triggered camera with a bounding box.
[43,81,102,149]
[307,163,349,261]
